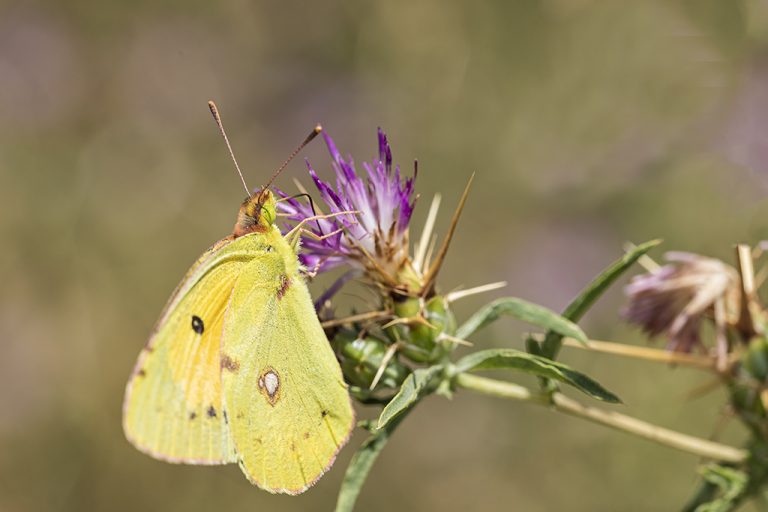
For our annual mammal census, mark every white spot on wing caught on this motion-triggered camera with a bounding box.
[257,366,281,405]
[264,371,279,397]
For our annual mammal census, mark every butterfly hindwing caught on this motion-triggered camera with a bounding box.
[123,235,270,464]
[221,228,355,494]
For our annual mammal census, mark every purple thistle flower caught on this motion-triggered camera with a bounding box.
[278,128,417,283]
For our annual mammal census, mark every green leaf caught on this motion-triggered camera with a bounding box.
[455,348,621,403]
[335,414,409,512]
[377,366,443,429]
[455,297,588,343]
[540,239,661,360]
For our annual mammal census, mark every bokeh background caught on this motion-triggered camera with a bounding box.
[3,1,768,510]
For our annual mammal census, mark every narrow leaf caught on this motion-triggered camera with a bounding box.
[335,414,409,512]
[455,348,621,403]
[540,239,661,360]
[377,366,443,429]
[456,297,587,343]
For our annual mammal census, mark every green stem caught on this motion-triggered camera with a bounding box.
[335,411,411,512]
[455,372,748,464]
[680,478,721,512]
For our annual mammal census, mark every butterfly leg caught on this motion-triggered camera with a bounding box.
[284,211,357,246]
[289,227,346,257]
[301,227,345,242]
[302,258,324,279]
[296,226,345,246]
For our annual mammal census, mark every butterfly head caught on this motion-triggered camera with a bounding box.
[233,188,277,237]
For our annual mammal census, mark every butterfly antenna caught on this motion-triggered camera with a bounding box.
[208,100,251,197]
[277,192,325,235]
[263,124,323,190]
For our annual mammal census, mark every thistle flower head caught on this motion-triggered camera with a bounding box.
[623,252,740,353]
[278,128,417,285]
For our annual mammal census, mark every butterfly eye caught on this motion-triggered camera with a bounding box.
[265,245,274,253]
[191,315,204,334]
[260,206,275,225]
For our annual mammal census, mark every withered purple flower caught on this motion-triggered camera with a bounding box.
[278,128,417,284]
[623,252,740,354]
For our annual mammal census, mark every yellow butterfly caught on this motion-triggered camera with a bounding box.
[123,102,355,494]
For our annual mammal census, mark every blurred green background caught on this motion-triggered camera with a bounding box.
[4,1,768,510]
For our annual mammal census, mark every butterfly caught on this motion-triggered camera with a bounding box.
[122,102,355,494]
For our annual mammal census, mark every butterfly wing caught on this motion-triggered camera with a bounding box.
[221,231,355,494]
[123,235,268,464]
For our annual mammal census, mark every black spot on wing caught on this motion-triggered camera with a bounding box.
[189,412,197,420]
[207,405,217,418]
[191,315,204,334]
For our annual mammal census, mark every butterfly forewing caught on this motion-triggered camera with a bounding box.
[123,236,267,464]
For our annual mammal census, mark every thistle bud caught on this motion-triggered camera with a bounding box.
[730,383,768,437]
[389,295,458,363]
[744,337,768,382]
[731,337,768,437]
[331,330,409,391]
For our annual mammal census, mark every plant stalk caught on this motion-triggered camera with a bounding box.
[558,337,718,370]
[455,372,747,464]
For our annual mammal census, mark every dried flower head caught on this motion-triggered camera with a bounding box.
[624,252,741,354]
